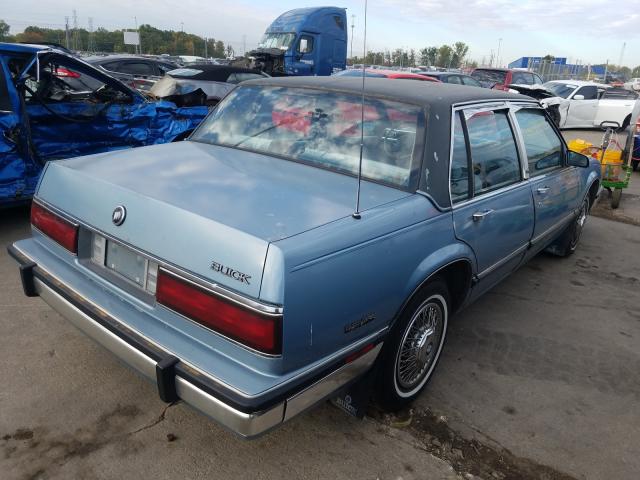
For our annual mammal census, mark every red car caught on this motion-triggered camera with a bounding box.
[470,68,543,91]
[336,69,440,82]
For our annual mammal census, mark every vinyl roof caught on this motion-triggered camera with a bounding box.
[244,76,529,107]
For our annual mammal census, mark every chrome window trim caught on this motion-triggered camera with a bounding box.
[33,196,283,316]
[476,242,529,280]
[448,100,533,208]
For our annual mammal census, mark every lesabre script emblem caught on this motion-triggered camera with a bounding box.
[112,206,126,226]
[211,261,251,285]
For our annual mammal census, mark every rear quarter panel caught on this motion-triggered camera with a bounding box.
[270,194,475,369]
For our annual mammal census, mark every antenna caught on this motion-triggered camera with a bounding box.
[352,0,368,220]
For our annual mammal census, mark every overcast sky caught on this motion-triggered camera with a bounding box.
[4,0,640,67]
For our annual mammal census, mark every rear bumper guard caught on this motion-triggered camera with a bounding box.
[8,244,382,438]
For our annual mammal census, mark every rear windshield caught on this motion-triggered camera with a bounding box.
[471,69,507,87]
[191,86,423,189]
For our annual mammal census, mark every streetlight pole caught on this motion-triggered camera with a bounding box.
[350,15,355,63]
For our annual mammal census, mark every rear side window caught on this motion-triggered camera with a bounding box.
[118,62,155,76]
[462,76,481,87]
[515,109,563,175]
[512,72,533,85]
[464,109,521,195]
[447,75,462,85]
[450,112,470,203]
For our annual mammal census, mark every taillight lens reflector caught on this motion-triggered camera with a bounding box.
[156,270,281,355]
[31,202,78,253]
[54,67,81,78]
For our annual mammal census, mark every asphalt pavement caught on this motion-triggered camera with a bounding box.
[1,156,639,479]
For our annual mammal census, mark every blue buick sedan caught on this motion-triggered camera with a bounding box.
[9,77,601,437]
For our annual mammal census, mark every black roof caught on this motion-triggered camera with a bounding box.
[244,76,528,107]
[168,64,267,81]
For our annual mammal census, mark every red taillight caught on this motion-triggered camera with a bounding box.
[31,202,78,253]
[54,67,81,78]
[156,270,281,355]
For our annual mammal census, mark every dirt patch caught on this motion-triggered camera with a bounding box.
[370,406,577,480]
[591,192,640,226]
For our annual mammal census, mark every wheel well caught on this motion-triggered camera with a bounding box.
[588,180,600,210]
[434,260,473,314]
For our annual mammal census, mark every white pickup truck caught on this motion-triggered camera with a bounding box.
[542,80,638,129]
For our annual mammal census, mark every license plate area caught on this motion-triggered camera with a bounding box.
[89,232,158,295]
[105,241,147,288]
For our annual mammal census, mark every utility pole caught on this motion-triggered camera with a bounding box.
[88,17,94,52]
[134,16,140,54]
[618,42,626,68]
[64,16,70,50]
[242,34,247,56]
[204,37,207,59]
[496,38,502,68]
[350,14,355,61]
[72,9,78,51]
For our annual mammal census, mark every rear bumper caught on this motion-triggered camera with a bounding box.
[8,244,382,438]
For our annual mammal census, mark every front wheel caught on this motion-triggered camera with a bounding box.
[375,278,449,411]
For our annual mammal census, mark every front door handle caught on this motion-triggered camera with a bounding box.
[472,209,494,222]
[537,187,550,194]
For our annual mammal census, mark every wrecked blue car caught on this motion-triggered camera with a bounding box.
[0,43,208,207]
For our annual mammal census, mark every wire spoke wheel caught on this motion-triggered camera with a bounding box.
[395,297,445,392]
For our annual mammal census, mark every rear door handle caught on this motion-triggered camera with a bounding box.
[472,209,494,222]
[537,187,550,194]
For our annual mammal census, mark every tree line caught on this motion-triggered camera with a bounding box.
[0,19,233,58]
[350,42,476,69]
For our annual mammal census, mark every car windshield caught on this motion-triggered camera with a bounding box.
[471,69,507,87]
[258,33,296,50]
[191,86,422,189]
[544,82,577,98]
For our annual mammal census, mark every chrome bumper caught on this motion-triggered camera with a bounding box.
[9,244,382,438]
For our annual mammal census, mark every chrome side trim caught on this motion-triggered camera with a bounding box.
[284,343,382,421]
[476,243,529,280]
[530,211,575,246]
[451,181,529,210]
[33,196,283,316]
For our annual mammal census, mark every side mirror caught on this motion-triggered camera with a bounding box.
[573,94,585,100]
[567,151,590,168]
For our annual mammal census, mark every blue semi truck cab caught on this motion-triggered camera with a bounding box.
[249,7,347,76]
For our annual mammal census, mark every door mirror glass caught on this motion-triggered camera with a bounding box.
[567,151,590,168]
[573,94,585,100]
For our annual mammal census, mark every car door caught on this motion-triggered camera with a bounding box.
[513,106,581,258]
[450,105,535,298]
[0,56,40,204]
[565,85,599,128]
[290,34,317,75]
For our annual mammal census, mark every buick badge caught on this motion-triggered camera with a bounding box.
[112,206,126,226]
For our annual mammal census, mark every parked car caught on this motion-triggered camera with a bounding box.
[84,54,180,91]
[543,80,638,129]
[471,68,544,90]
[149,65,270,106]
[333,68,440,81]
[8,77,600,438]
[416,71,482,87]
[624,78,640,92]
[0,43,208,207]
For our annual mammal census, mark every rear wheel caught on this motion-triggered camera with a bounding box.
[375,278,449,411]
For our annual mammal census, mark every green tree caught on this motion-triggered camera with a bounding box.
[0,19,10,40]
[436,45,453,67]
[451,42,469,68]
[420,46,437,67]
